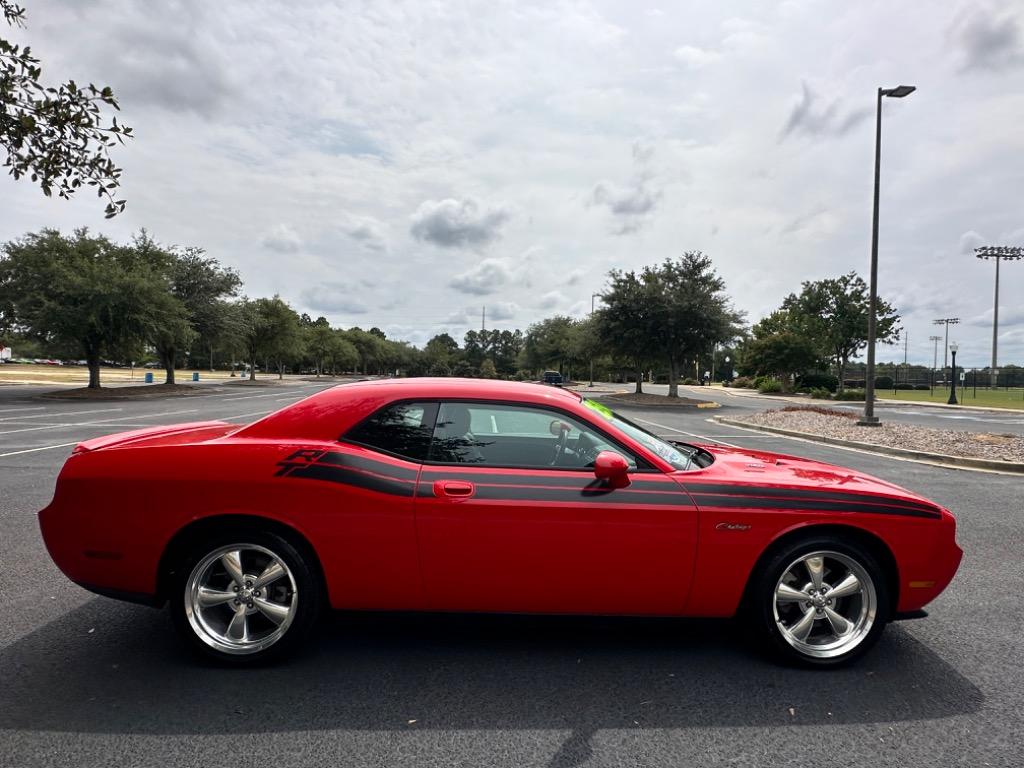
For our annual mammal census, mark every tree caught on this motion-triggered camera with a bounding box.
[0,229,179,387]
[741,331,819,389]
[781,272,900,392]
[139,235,242,385]
[595,271,659,393]
[237,296,303,381]
[479,358,497,378]
[424,333,460,371]
[304,318,337,377]
[1,2,132,217]
[522,316,585,378]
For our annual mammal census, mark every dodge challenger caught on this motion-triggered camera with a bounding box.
[39,378,962,666]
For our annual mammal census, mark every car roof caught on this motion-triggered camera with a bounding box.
[236,378,582,441]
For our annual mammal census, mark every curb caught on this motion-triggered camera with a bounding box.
[605,394,721,409]
[713,416,1024,475]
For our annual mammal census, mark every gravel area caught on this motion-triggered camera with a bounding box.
[737,406,1024,462]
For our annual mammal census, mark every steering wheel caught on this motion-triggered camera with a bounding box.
[549,422,570,466]
[574,432,599,465]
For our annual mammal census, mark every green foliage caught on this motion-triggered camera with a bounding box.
[1,1,132,217]
[796,372,839,392]
[809,387,831,399]
[874,375,893,389]
[478,358,498,379]
[0,229,181,387]
[757,379,783,393]
[729,375,754,389]
[780,272,900,393]
[598,252,744,397]
[833,388,867,401]
[741,331,818,388]
[237,296,303,380]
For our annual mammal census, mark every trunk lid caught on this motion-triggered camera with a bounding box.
[72,421,236,454]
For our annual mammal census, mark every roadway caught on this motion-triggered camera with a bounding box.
[0,380,1020,767]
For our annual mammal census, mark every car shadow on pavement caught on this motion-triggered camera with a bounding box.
[0,598,982,737]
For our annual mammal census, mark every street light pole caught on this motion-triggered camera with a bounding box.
[860,84,915,427]
[947,342,959,405]
[974,246,1023,388]
[588,293,600,387]
[929,334,941,390]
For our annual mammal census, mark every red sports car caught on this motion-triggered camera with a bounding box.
[39,379,962,666]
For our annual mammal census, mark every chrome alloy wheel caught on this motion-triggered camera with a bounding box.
[772,550,877,659]
[185,543,298,655]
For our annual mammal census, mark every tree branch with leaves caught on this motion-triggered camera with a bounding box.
[1,1,132,217]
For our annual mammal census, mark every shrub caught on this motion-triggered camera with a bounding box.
[893,383,914,390]
[833,388,866,401]
[797,372,839,392]
[874,376,893,389]
[913,383,931,391]
[681,377,699,385]
[758,379,783,393]
[809,387,831,399]
[512,370,532,381]
[843,379,866,389]
[730,376,754,389]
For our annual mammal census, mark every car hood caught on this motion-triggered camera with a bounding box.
[686,443,943,512]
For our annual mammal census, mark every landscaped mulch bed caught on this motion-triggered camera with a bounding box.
[605,392,716,408]
[40,383,209,400]
[736,406,1024,462]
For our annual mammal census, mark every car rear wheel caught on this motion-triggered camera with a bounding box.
[170,530,320,664]
[750,536,890,667]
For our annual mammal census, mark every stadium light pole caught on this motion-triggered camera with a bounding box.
[860,84,916,427]
[929,334,942,389]
[974,246,1024,388]
[933,318,959,375]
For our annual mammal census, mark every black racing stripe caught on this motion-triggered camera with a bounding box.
[689,493,940,519]
[287,463,416,497]
[417,470,674,488]
[683,482,938,514]
[316,452,419,481]
[419,482,693,507]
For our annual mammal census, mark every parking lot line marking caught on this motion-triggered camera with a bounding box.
[631,417,743,449]
[0,407,122,423]
[0,441,80,458]
[220,390,304,402]
[0,406,47,414]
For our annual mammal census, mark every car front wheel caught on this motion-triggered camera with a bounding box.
[751,536,890,667]
[170,530,320,664]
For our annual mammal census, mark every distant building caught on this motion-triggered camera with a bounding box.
[0,345,11,361]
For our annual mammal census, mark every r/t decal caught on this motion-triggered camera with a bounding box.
[275,448,329,476]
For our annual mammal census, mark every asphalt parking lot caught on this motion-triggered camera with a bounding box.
[0,381,1021,767]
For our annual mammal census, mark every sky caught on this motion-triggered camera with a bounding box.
[3,0,1024,368]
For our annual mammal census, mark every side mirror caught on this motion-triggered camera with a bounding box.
[593,450,630,488]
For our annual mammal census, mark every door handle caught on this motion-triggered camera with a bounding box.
[434,480,475,499]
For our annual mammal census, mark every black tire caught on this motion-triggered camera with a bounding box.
[748,534,891,668]
[169,528,321,665]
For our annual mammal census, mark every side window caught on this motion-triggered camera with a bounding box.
[344,401,438,462]
[430,402,637,469]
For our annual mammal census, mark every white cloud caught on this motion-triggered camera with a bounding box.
[673,44,720,69]
[449,258,515,295]
[261,224,302,253]
[538,291,566,310]
[301,283,368,314]
[487,301,518,321]
[341,214,388,252]
[410,197,510,249]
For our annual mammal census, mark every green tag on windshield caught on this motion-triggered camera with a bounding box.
[582,398,614,419]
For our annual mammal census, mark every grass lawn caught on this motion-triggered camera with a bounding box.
[0,363,240,385]
[879,387,1024,410]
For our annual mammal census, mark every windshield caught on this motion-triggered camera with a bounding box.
[582,398,700,471]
